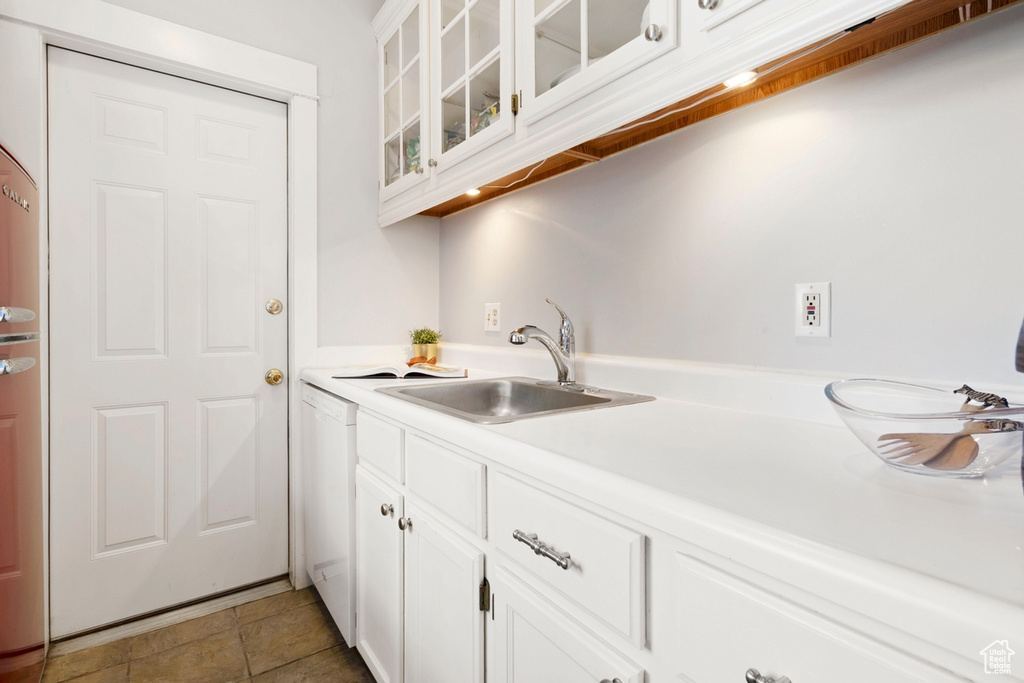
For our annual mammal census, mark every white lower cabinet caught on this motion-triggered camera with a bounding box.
[339,395,994,683]
[670,550,968,683]
[355,420,487,683]
[488,566,645,683]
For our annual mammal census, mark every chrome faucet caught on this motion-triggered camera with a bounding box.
[509,299,577,388]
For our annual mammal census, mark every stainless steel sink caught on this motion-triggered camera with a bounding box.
[376,376,654,424]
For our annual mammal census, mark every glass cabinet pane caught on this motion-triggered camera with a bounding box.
[469,61,501,139]
[403,121,422,175]
[402,62,420,126]
[469,0,500,66]
[402,12,420,68]
[385,135,403,186]
[535,0,580,96]
[384,83,400,138]
[589,0,646,61]
[441,0,463,27]
[441,86,467,153]
[441,15,466,93]
[383,33,400,85]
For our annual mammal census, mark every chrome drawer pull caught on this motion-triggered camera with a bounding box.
[512,529,572,570]
[0,357,36,376]
[746,669,791,683]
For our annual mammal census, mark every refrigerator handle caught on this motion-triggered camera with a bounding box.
[0,306,37,323]
[0,357,36,376]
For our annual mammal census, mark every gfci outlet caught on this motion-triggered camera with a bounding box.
[795,283,831,338]
[484,303,501,332]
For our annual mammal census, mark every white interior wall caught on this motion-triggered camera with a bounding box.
[438,7,1024,387]
[101,0,441,347]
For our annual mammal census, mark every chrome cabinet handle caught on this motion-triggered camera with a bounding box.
[512,529,571,570]
[0,357,36,376]
[414,166,424,175]
[427,158,438,168]
[698,0,719,8]
[599,679,624,683]
[0,306,36,323]
[643,24,662,41]
[380,504,393,517]
[746,669,791,683]
[398,516,412,531]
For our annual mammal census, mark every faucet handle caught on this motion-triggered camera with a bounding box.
[545,299,574,340]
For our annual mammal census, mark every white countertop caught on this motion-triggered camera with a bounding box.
[301,367,1024,625]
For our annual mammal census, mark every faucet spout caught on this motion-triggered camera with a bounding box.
[508,300,577,386]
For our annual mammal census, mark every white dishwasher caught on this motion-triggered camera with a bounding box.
[300,382,358,645]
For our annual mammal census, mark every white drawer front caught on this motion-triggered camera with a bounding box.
[490,472,645,647]
[355,410,403,483]
[674,552,963,683]
[405,434,486,538]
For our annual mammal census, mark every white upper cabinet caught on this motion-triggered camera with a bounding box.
[516,0,677,124]
[377,0,431,200]
[431,0,516,173]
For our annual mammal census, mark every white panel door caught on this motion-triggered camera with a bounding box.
[48,47,288,637]
[356,467,404,683]
[487,566,645,683]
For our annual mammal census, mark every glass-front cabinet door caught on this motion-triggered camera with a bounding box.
[518,0,677,123]
[378,0,430,197]
[430,0,515,172]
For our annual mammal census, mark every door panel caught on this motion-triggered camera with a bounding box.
[48,47,289,637]
[404,503,484,683]
[356,467,404,683]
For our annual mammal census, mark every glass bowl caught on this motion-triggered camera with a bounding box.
[825,379,1024,478]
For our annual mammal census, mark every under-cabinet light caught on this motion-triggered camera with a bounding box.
[465,188,481,196]
[723,71,758,88]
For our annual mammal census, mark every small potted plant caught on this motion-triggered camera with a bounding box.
[408,327,441,365]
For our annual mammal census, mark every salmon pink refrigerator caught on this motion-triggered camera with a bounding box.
[0,143,44,682]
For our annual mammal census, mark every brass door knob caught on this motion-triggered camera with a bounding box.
[265,299,283,315]
[265,369,284,385]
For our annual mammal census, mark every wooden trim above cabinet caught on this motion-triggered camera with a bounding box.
[419,0,1020,219]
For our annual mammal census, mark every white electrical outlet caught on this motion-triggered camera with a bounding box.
[485,303,501,332]
[795,283,831,337]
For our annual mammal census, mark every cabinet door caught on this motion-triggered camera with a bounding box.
[517,0,677,124]
[404,504,485,683]
[488,566,644,683]
[379,0,431,199]
[678,0,818,62]
[356,467,404,683]
[430,0,515,173]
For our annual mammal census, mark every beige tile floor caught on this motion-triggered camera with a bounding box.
[41,589,375,683]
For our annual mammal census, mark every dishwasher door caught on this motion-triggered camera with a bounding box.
[301,383,357,645]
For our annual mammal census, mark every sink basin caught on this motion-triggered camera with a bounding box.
[376,376,654,424]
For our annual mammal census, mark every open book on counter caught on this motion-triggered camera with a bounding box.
[331,363,467,379]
